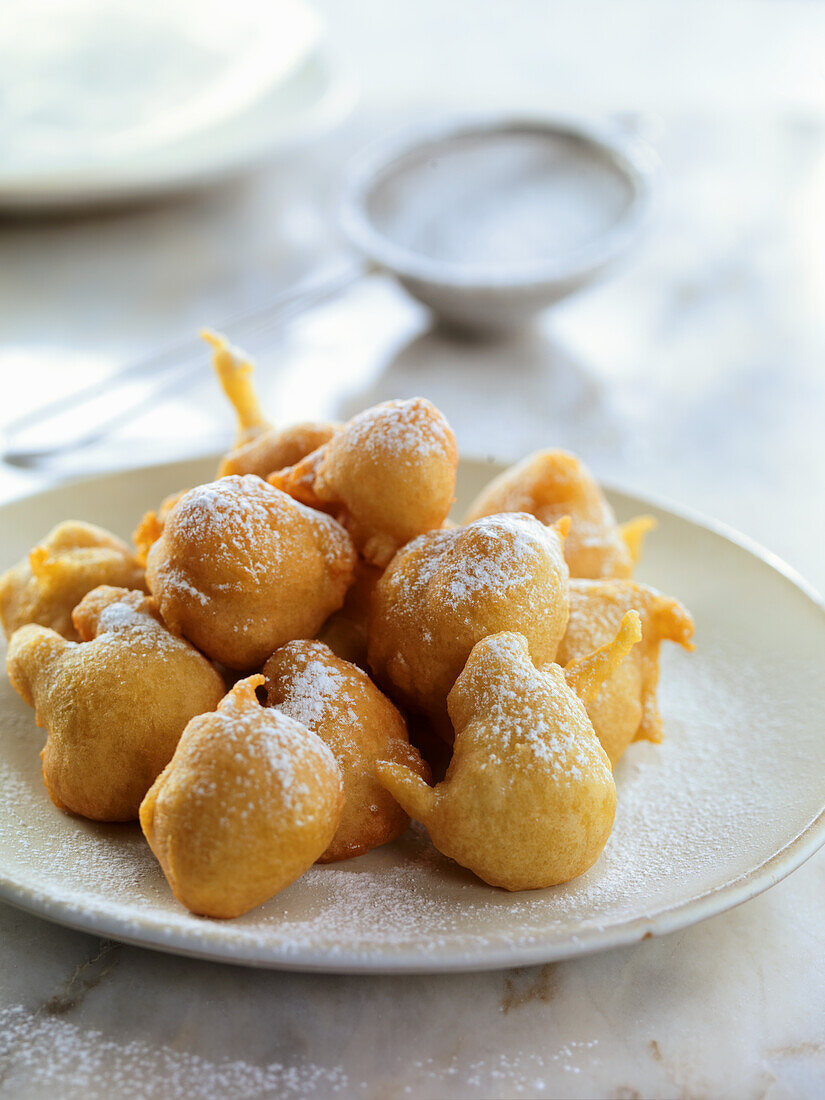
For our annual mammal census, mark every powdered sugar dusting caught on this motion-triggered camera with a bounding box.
[457,633,602,781]
[178,702,341,821]
[342,398,454,464]
[0,1005,351,1098]
[158,476,347,585]
[1,621,823,967]
[564,579,666,646]
[164,477,282,583]
[3,461,825,974]
[445,513,564,609]
[390,513,566,622]
[90,597,183,655]
[0,996,605,1099]
[269,644,360,733]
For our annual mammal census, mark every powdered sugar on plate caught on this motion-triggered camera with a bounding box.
[2,464,825,972]
[1,626,823,969]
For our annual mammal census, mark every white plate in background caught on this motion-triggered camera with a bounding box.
[0,0,355,210]
[0,454,824,972]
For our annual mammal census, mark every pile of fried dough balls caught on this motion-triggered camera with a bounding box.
[1,333,694,918]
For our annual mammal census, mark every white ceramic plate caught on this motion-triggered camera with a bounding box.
[1,455,824,973]
[0,47,356,212]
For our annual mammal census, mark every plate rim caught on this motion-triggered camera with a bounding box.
[1,453,824,973]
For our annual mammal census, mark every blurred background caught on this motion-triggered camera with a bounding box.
[1,0,823,583]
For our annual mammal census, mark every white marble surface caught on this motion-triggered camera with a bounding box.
[2,2,825,1096]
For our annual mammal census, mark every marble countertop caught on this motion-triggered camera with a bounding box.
[2,2,825,1096]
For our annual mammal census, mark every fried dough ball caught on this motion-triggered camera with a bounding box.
[556,579,695,766]
[6,586,225,821]
[0,521,146,642]
[464,450,655,580]
[367,513,570,739]
[221,421,338,481]
[146,475,356,669]
[264,640,429,862]
[315,561,382,668]
[204,330,338,479]
[376,616,640,891]
[269,397,458,567]
[140,675,343,918]
[133,334,339,566]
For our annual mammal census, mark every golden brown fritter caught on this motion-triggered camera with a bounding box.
[0,521,145,641]
[221,422,340,481]
[377,617,640,891]
[6,586,225,821]
[270,397,457,567]
[556,579,695,765]
[464,449,654,579]
[133,490,187,566]
[315,560,382,669]
[140,675,343,918]
[367,512,570,739]
[204,329,338,479]
[146,475,356,669]
[264,640,429,862]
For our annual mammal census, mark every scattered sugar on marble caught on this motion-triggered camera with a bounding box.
[0,1003,602,1098]
[0,1005,351,1099]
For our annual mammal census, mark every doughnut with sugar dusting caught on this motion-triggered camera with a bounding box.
[367,512,570,739]
[376,615,641,891]
[6,586,225,821]
[556,579,695,766]
[464,449,655,580]
[140,675,343,918]
[205,330,339,480]
[146,475,356,669]
[0,521,146,641]
[264,640,430,862]
[269,397,458,567]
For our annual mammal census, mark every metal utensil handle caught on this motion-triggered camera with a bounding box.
[2,259,366,467]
